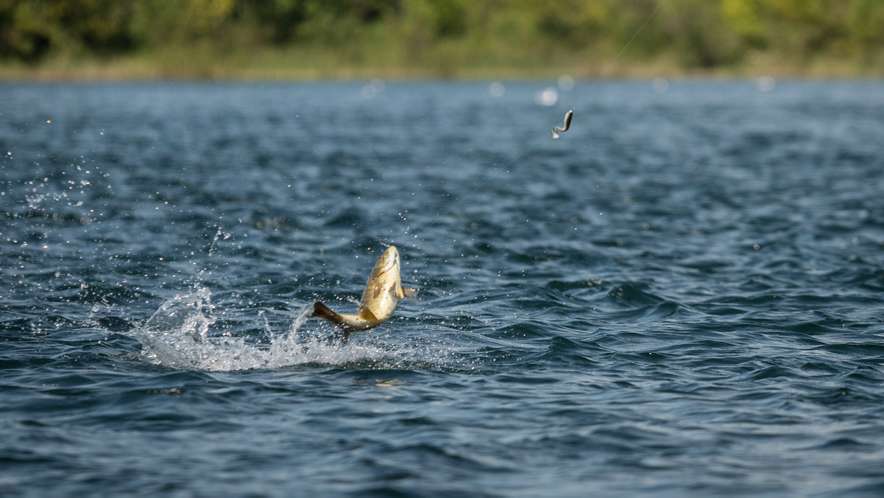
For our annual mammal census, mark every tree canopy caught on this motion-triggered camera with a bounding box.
[1,0,881,76]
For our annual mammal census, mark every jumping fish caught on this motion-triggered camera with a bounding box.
[312,245,415,337]
[552,109,573,139]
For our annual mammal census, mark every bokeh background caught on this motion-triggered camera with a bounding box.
[1,0,883,79]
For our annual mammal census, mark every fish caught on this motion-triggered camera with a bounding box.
[552,109,573,139]
[312,245,415,338]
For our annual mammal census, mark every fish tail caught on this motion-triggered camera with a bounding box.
[312,301,341,322]
[312,301,353,341]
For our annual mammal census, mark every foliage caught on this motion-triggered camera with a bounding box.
[0,0,881,75]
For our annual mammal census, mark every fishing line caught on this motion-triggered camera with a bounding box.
[613,1,661,61]
[552,1,661,133]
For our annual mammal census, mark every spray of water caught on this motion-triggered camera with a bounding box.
[130,288,470,372]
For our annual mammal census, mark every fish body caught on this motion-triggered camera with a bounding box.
[552,109,573,139]
[312,245,414,335]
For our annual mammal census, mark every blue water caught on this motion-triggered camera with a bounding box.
[1,81,884,497]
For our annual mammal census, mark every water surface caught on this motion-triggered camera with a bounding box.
[2,81,884,497]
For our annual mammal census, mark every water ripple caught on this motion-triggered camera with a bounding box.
[2,81,884,497]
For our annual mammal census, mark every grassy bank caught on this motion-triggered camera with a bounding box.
[1,46,881,81]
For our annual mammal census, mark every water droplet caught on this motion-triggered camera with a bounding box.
[535,87,559,107]
[756,76,776,93]
[557,75,575,91]
[652,78,670,93]
[488,81,506,98]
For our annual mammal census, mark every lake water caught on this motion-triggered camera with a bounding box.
[1,81,883,497]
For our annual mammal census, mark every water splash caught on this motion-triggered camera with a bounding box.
[207,226,231,257]
[288,304,313,336]
[131,288,468,372]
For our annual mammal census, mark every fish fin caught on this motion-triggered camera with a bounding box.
[394,285,416,299]
[358,307,379,322]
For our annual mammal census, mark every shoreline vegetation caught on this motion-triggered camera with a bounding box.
[1,0,882,81]
[1,52,880,82]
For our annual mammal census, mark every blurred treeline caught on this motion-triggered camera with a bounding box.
[1,0,883,77]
